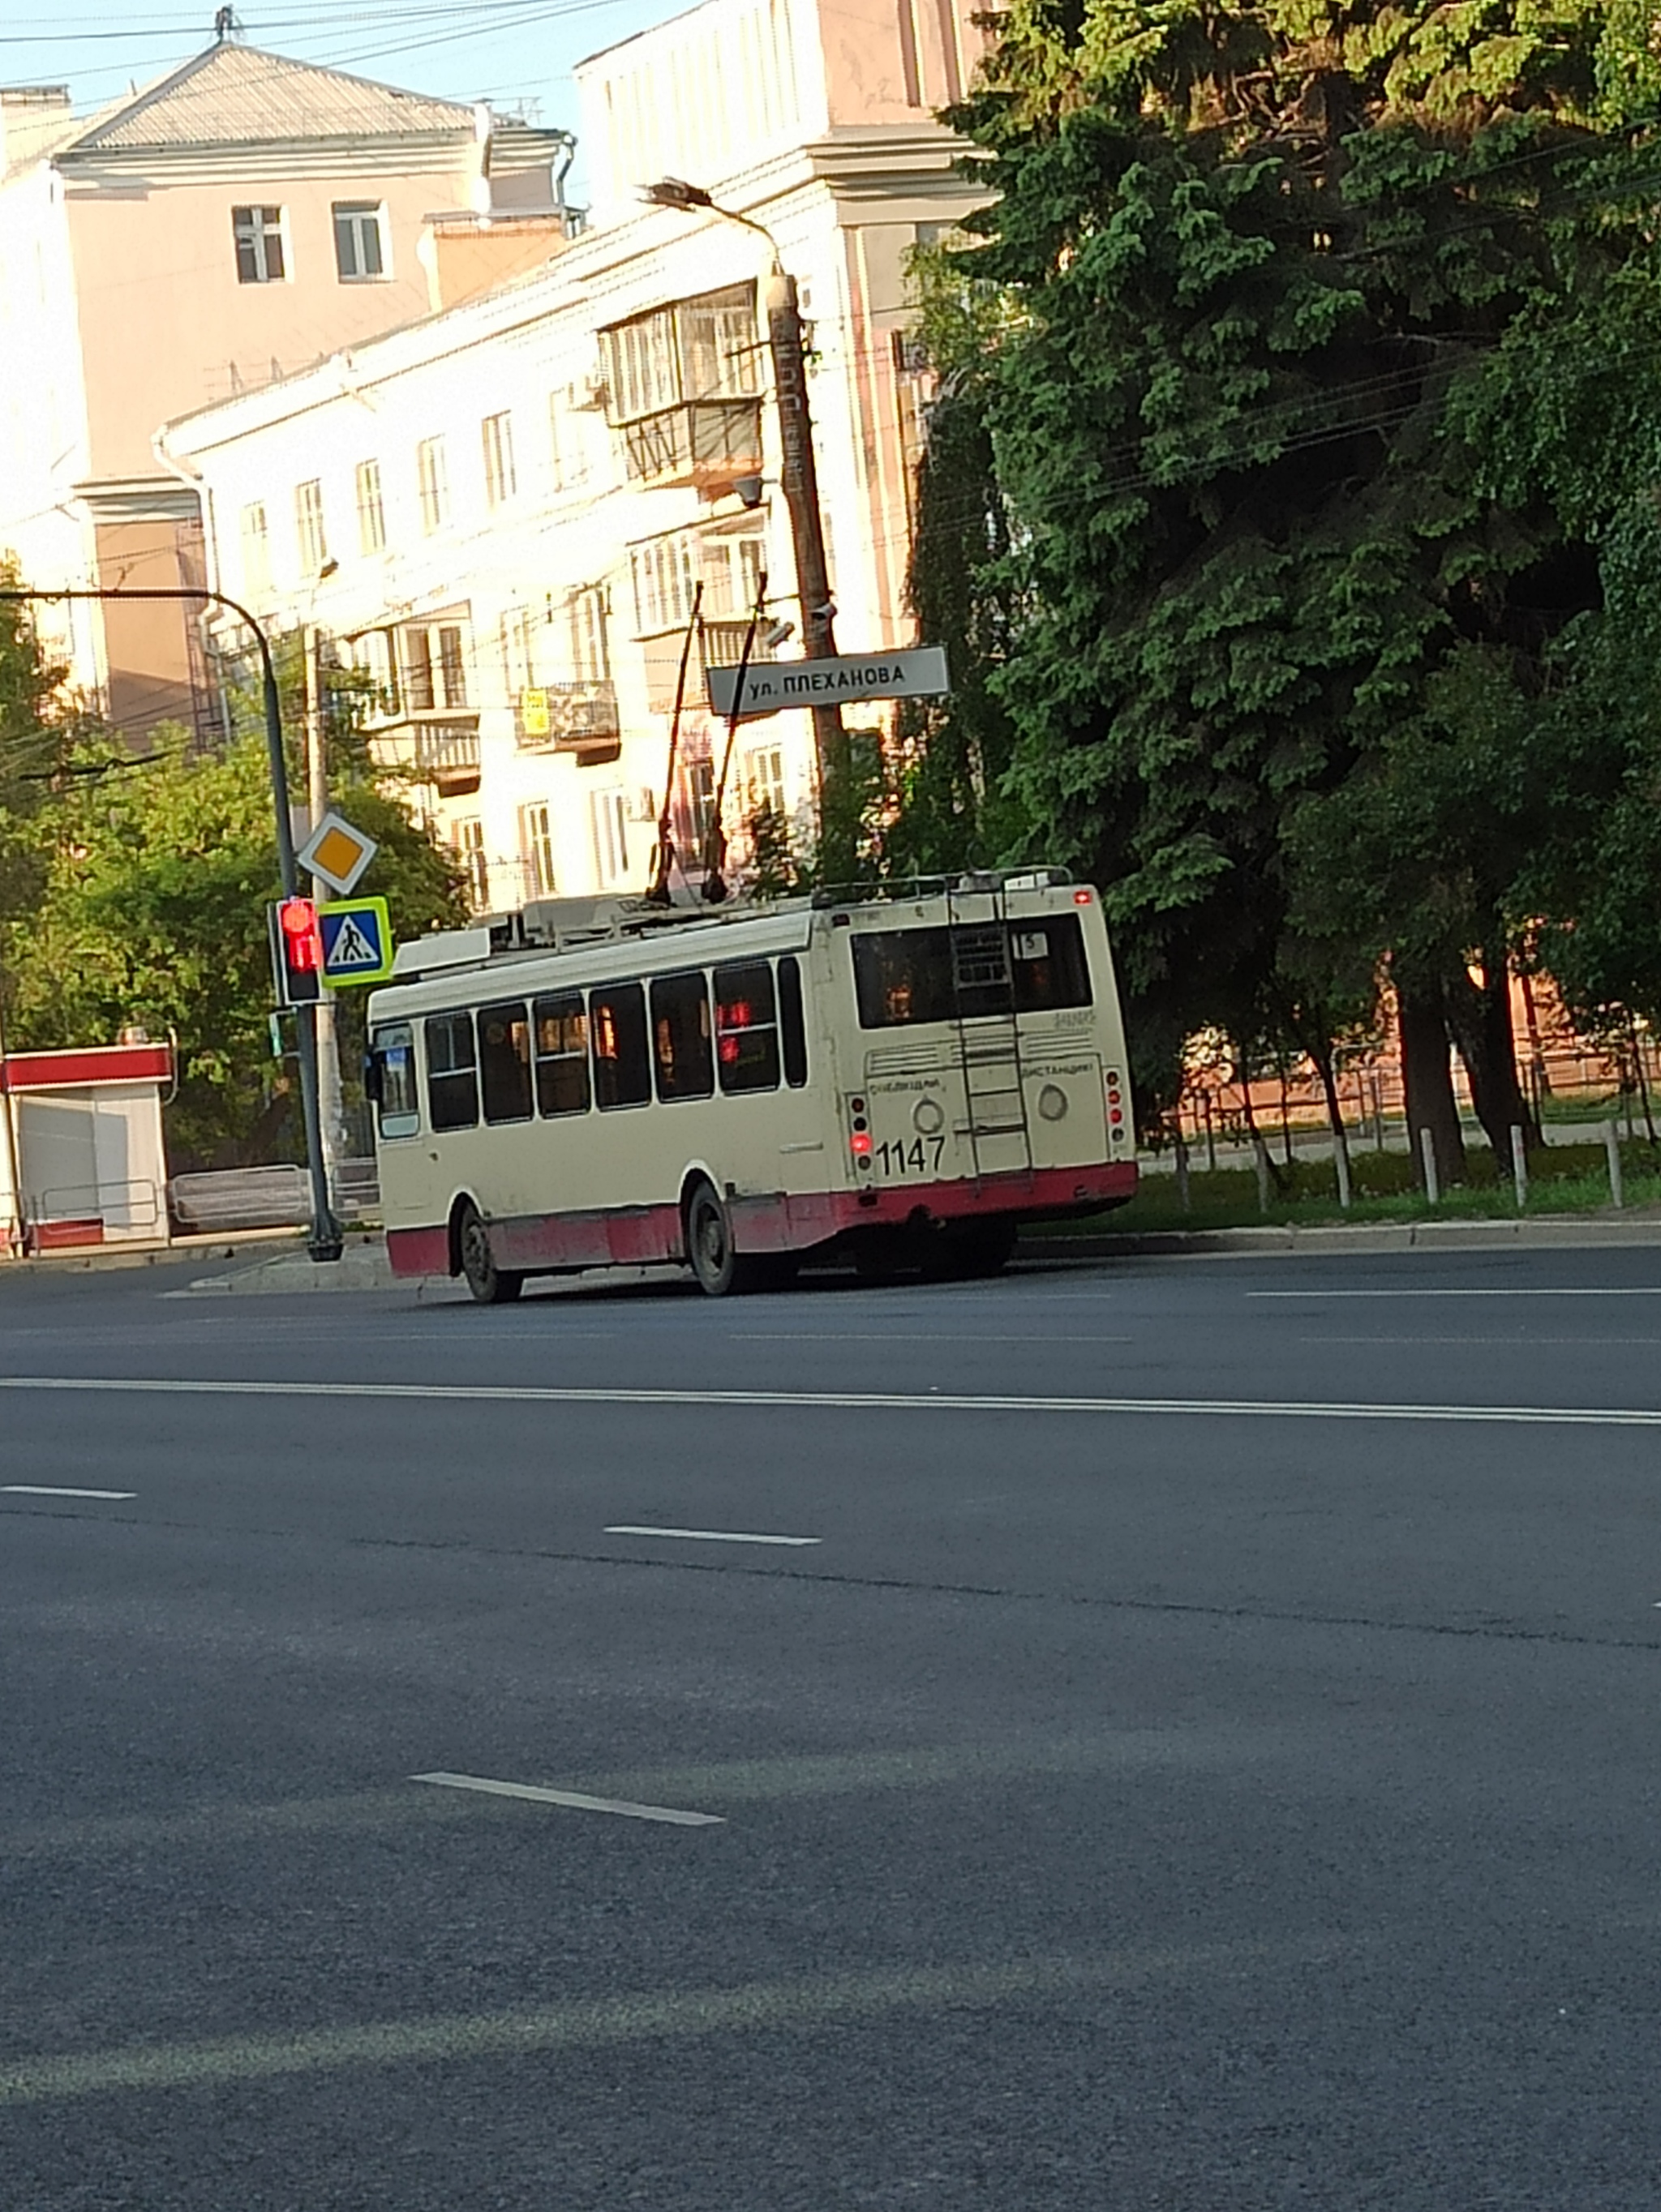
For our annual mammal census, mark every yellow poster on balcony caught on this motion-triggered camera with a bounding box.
[521,688,550,737]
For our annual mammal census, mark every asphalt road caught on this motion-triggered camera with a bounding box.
[5,1243,1661,2210]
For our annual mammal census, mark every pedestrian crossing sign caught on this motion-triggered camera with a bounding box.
[318,897,394,987]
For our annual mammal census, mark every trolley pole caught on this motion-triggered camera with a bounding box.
[0,585,343,1262]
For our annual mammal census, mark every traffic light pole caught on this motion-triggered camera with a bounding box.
[0,585,343,1262]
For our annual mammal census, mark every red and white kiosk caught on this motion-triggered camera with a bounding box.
[0,1039,174,1254]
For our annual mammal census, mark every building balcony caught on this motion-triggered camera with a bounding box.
[514,682,622,765]
[618,398,764,494]
[641,619,778,717]
[412,718,481,795]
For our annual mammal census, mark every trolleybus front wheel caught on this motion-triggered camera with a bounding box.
[456,1200,524,1305]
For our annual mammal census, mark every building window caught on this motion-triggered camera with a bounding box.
[685,757,717,857]
[294,479,328,577]
[355,460,385,555]
[630,532,700,635]
[481,411,517,508]
[333,201,386,282]
[548,388,590,490]
[566,586,609,682]
[453,817,488,910]
[745,743,787,818]
[240,501,271,599]
[401,620,469,711]
[232,204,285,284]
[590,788,629,887]
[521,802,556,898]
[345,626,397,717]
[500,606,536,696]
[416,436,449,534]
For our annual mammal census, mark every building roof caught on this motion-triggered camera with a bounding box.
[62,41,476,155]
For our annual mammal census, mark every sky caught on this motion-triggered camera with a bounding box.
[0,0,683,195]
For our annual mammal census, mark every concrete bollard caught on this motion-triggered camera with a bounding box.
[1510,1125,1527,1211]
[1251,1134,1272,1215]
[1604,1121,1625,1209]
[1419,1125,1440,1206]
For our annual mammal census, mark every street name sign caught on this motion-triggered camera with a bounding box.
[297,808,379,897]
[318,896,394,987]
[706,644,949,721]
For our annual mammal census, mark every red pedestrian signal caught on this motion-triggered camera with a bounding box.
[269,896,324,1005]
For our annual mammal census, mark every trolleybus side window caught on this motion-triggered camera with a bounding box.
[651,969,714,1102]
[424,1011,479,1130]
[369,1022,420,1138]
[1010,915,1092,1011]
[779,954,809,1087]
[713,960,779,1094]
[533,992,590,1117]
[479,999,533,1125]
[590,982,650,1108]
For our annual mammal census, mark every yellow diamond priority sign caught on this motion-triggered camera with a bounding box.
[297,808,378,897]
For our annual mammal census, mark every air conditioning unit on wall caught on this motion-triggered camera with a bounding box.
[570,372,608,412]
[624,787,658,823]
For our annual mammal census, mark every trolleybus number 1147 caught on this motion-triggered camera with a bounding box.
[873,1134,946,1177]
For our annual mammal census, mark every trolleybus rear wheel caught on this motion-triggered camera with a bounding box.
[457,1200,523,1304]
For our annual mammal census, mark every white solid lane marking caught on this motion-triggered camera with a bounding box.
[735,1331,1133,1344]
[4,1374,1661,1426]
[2,1485,135,1499]
[604,1524,821,1546]
[411,1772,723,1826]
[1252,1288,1661,1299]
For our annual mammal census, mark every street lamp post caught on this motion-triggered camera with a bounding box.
[0,585,343,1262]
[643,178,857,885]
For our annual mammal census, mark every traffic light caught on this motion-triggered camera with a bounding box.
[269,895,324,1005]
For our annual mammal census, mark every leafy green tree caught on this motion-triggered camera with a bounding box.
[0,630,465,1166]
[903,0,1661,1162]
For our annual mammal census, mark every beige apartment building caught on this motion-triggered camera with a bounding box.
[159,0,989,908]
[0,39,573,738]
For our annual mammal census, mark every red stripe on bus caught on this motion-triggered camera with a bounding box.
[386,1163,1138,1280]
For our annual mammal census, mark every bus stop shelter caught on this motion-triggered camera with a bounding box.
[0,1040,174,1254]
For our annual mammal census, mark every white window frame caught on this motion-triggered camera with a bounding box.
[401,619,470,712]
[415,436,449,534]
[521,801,557,898]
[745,742,788,818]
[481,411,517,508]
[453,817,489,910]
[232,204,286,285]
[500,606,537,696]
[589,789,629,888]
[240,500,272,600]
[355,459,385,555]
[333,199,387,283]
[294,478,328,577]
[548,388,590,491]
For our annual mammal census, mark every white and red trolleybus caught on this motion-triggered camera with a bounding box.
[365,871,1137,1301]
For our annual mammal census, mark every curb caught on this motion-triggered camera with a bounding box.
[1,1228,312,1277]
[1019,1214,1661,1261]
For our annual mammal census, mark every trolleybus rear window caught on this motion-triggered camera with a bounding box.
[852,918,1092,1028]
[424,1011,479,1130]
[779,954,809,1086]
